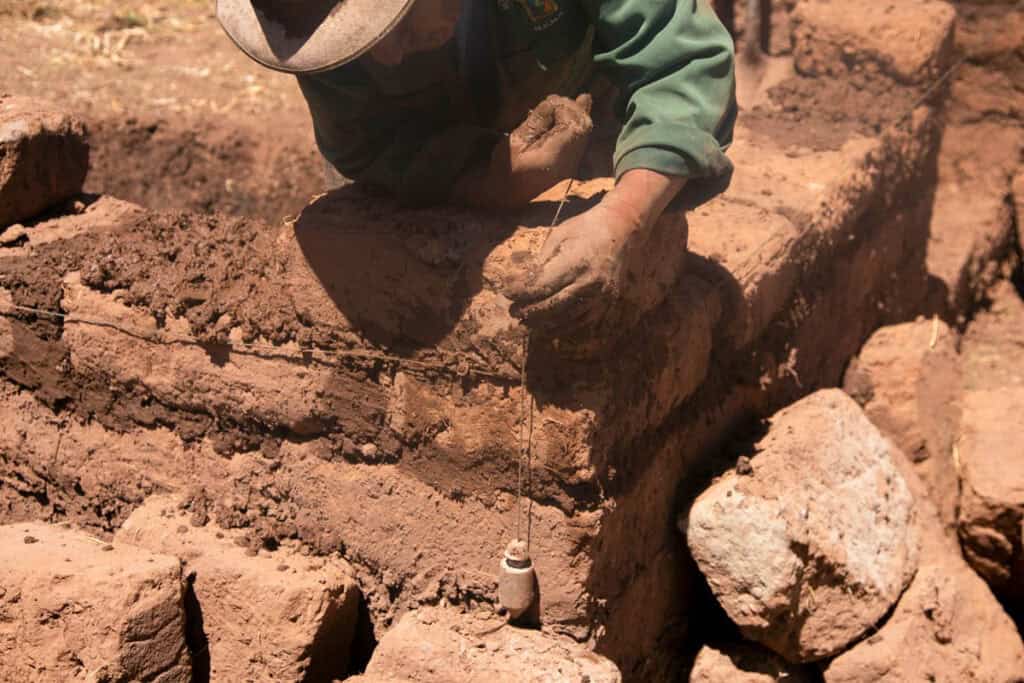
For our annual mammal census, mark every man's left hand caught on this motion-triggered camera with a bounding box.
[506,199,640,331]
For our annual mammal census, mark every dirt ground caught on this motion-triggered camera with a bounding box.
[0,0,321,224]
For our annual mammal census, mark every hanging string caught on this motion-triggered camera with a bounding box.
[513,176,575,549]
[516,333,530,545]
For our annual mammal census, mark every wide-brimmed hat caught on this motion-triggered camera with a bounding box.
[217,0,416,74]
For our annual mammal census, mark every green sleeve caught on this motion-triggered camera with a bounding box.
[296,68,500,205]
[581,0,737,187]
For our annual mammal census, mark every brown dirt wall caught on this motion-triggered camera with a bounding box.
[0,106,944,683]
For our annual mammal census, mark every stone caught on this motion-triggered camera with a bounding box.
[958,64,1024,124]
[824,460,1024,682]
[0,95,89,227]
[0,522,191,682]
[928,185,1015,316]
[115,494,361,682]
[685,389,919,662]
[844,318,960,460]
[843,318,962,528]
[927,122,1023,317]
[956,282,1024,607]
[957,387,1024,600]
[791,0,956,85]
[352,605,621,683]
[689,642,814,682]
[0,224,27,246]
[954,2,1024,64]
[927,165,1018,316]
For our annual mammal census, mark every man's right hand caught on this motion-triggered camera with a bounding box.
[453,94,593,209]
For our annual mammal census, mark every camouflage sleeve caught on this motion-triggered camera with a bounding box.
[581,0,737,191]
[296,69,501,205]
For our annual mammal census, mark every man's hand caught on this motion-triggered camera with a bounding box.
[452,94,593,209]
[506,199,638,330]
[506,169,688,334]
[506,93,593,196]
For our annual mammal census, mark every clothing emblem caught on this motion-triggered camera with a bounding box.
[515,0,560,23]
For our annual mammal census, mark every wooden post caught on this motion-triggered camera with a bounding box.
[713,0,735,37]
[758,0,772,54]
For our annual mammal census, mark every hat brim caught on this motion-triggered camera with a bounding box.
[217,0,416,74]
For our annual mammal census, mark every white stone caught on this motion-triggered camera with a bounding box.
[686,390,919,662]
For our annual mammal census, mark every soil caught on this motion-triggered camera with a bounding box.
[0,0,320,225]
[1,0,1024,681]
[85,114,321,224]
[745,75,923,151]
[77,210,300,343]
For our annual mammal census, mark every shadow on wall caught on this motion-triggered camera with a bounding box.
[292,185,518,351]
[1013,226,1024,300]
[184,578,211,683]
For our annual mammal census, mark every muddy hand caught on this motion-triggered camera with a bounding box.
[507,168,691,334]
[506,94,593,195]
[512,93,592,158]
[453,93,593,209]
[506,200,642,332]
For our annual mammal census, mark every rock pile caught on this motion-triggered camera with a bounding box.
[5,0,1024,679]
[846,284,1024,615]
[0,41,948,679]
[685,382,1024,679]
[836,306,1024,677]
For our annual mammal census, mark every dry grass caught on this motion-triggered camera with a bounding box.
[1,0,218,68]
[1,0,305,124]
[0,0,212,33]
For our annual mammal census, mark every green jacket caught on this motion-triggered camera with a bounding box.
[297,0,736,205]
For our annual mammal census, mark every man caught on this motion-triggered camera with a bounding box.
[217,0,736,331]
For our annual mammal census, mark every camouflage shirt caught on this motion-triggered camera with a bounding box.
[296,0,737,204]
